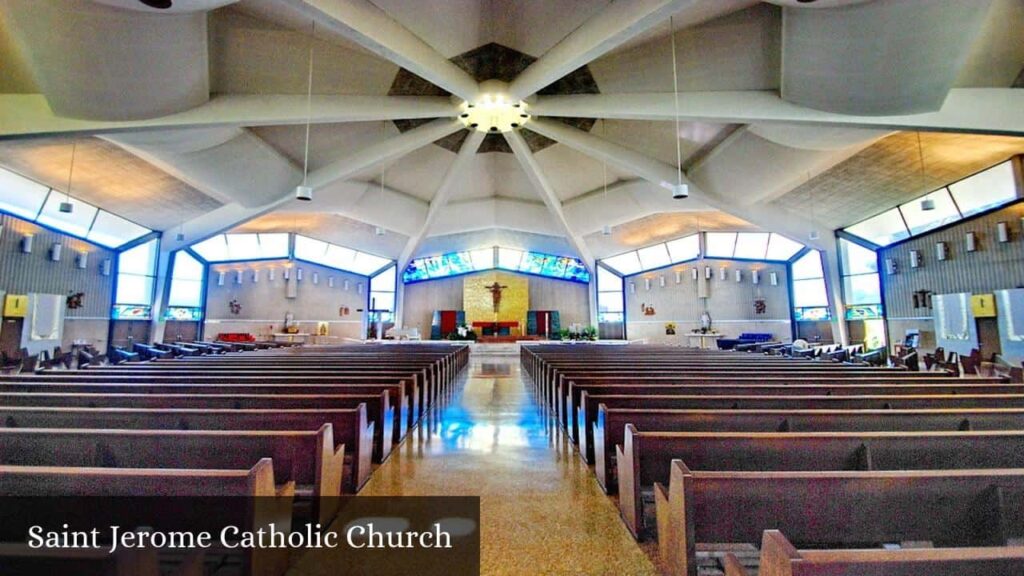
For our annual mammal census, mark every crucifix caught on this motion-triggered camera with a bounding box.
[486,281,508,313]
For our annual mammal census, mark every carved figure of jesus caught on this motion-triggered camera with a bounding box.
[486,282,508,313]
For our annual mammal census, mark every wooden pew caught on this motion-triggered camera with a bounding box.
[0,404,375,493]
[723,530,1024,576]
[0,538,204,576]
[577,391,1024,466]
[616,427,1024,538]
[655,462,1024,576]
[568,378,1021,446]
[0,379,413,445]
[0,424,344,526]
[594,406,1024,496]
[0,390,398,463]
[0,459,294,576]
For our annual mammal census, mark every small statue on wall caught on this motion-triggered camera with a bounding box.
[66,292,84,310]
[283,310,298,333]
[229,299,241,315]
[339,306,350,317]
[754,298,767,315]
[640,302,656,316]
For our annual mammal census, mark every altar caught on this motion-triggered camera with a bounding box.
[472,321,519,337]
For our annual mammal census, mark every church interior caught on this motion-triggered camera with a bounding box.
[1,0,1024,574]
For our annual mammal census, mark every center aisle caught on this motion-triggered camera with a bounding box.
[293,352,659,575]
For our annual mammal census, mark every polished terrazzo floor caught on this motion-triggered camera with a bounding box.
[290,353,660,576]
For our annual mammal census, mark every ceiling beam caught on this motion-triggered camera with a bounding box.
[281,0,479,101]
[531,89,1024,136]
[509,0,696,100]
[504,129,595,267]
[397,130,486,269]
[525,118,828,250]
[0,94,457,140]
[307,118,464,190]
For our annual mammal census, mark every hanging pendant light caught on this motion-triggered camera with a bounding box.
[59,142,77,213]
[601,119,612,236]
[669,16,688,200]
[376,121,387,237]
[295,21,316,202]
[916,132,934,211]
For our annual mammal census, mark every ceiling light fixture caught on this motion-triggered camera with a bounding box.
[59,142,76,213]
[669,16,688,200]
[916,131,931,210]
[601,120,612,236]
[295,21,316,202]
[459,80,529,133]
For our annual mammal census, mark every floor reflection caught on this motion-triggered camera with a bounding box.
[338,354,659,576]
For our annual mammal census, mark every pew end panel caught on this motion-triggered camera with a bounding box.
[616,424,643,538]
[314,424,345,524]
[593,403,613,494]
[248,458,296,576]
[349,403,375,494]
[660,459,696,576]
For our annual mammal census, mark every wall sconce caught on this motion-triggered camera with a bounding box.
[296,268,304,281]
[49,243,62,262]
[20,234,33,254]
[769,272,778,286]
[101,258,112,276]
[235,270,243,284]
[252,270,259,283]
[283,268,290,280]
[965,231,977,252]
[935,241,948,261]
[268,268,276,281]
[735,269,742,282]
[357,283,363,295]
[997,221,1010,243]
[909,250,921,268]
[675,270,682,284]
[659,276,666,288]
[0,224,4,240]
[718,267,727,281]
[691,268,698,280]
[644,278,651,291]
[328,276,335,288]
[217,271,225,286]
[343,279,350,291]
[312,272,319,285]
[704,266,712,280]
[629,282,636,294]
[885,258,897,275]
[752,270,760,285]
[76,252,88,270]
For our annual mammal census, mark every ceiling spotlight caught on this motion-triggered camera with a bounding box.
[295,185,313,201]
[375,226,385,236]
[920,198,936,211]
[808,230,820,241]
[602,225,612,236]
[175,232,185,242]
[671,183,688,199]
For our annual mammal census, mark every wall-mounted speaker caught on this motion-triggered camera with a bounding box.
[935,242,948,261]
[909,250,921,268]
[885,258,897,275]
[76,252,88,270]
[20,234,33,254]
[752,270,760,285]
[50,243,62,262]
[101,258,112,276]
[769,272,778,286]
[735,269,742,282]
[217,271,225,286]
[965,231,977,252]
[997,221,1010,243]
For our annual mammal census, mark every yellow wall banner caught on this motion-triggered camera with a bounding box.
[463,271,528,332]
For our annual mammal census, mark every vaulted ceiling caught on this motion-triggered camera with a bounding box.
[0,0,1022,269]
